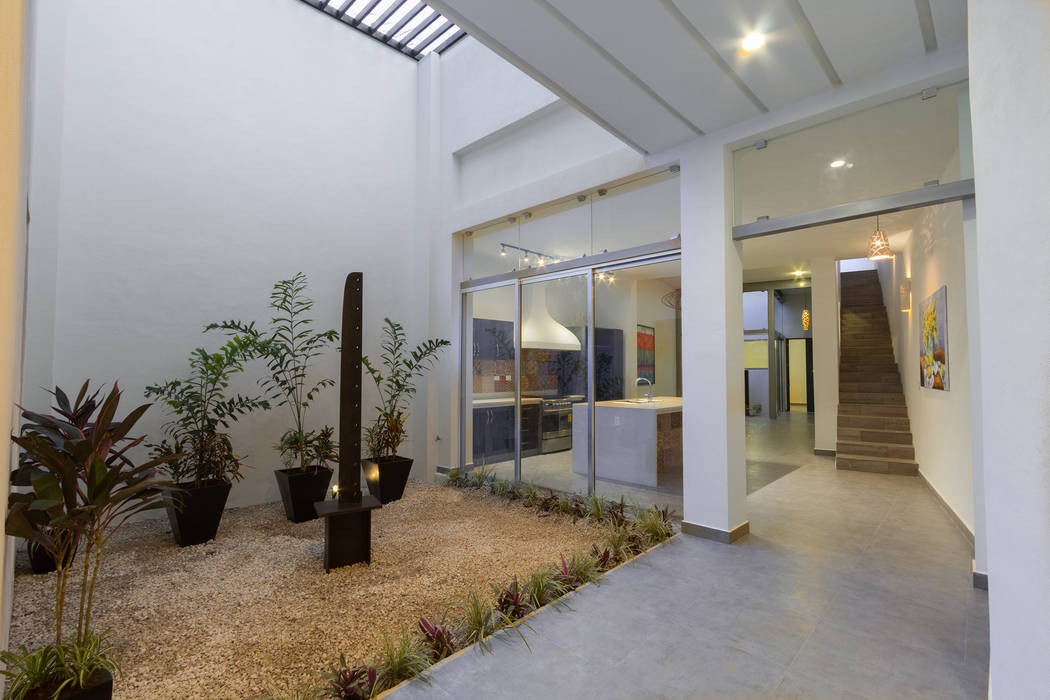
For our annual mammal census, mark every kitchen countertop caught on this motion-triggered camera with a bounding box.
[575,397,683,415]
[472,397,542,408]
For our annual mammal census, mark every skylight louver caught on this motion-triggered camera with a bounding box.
[300,0,467,59]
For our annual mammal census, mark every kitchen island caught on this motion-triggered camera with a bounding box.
[571,397,683,488]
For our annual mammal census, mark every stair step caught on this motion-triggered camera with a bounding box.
[839,392,905,405]
[836,453,918,476]
[837,440,915,459]
[838,414,912,430]
[839,382,903,394]
[837,403,909,417]
[840,372,900,383]
[838,426,913,444]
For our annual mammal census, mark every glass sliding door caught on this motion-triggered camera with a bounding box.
[462,284,516,481]
[592,258,683,511]
[519,274,589,493]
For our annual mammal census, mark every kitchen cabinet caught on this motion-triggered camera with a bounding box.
[473,319,514,361]
[471,401,542,464]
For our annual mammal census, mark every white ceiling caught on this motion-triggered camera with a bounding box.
[427,0,967,153]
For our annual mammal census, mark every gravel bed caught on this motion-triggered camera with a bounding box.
[9,481,604,699]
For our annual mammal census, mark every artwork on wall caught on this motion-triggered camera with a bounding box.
[920,285,950,391]
[637,325,655,384]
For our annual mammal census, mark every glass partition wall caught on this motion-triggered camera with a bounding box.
[460,256,683,513]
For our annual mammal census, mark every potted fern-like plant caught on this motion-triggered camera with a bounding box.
[362,318,449,504]
[145,337,268,546]
[206,272,340,522]
[4,382,177,699]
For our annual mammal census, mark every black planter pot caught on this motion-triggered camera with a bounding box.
[26,539,77,575]
[30,669,113,700]
[362,456,413,504]
[165,479,232,547]
[274,466,333,523]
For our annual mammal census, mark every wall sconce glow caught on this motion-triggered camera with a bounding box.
[742,32,765,51]
[829,159,846,168]
[801,308,811,331]
[900,278,912,312]
[867,216,892,261]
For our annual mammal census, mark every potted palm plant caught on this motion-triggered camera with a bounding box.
[3,382,176,699]
[145,337,268,546]
[206,272,340,522]
[362,318,449,504]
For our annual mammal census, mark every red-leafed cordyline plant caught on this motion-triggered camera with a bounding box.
[417,616,458,661]
[3,382,179,696]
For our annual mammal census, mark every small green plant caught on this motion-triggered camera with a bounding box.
[145,339,269,486]
[417,616,459,661]
[207,272,339,473]
[552,553,601,589]
[524,566,568,609]
[590,544,617,571]
[443,468,467,487]
[635,505,676,544]
[520,482,541,507]
[466,466,493,490]
[375,629,432,692]
[321,655,377,700]
[362,319,449,461]
[0,632,121,700]
[0,644,60,700]
[455,589,499,650]
[586,494,607,523]
[604,524,646,561]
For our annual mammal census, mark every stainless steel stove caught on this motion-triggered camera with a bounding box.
[539,394,585,454]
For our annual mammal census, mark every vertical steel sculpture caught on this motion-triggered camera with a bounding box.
[315,272,381,571]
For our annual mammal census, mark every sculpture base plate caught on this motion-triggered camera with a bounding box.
[315,495,382,572]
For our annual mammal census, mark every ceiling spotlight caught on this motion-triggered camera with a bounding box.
[829,159,846,168]
[742,32,765,52]
[522,255,529,264]
[792,270,806,277]
[607,274,615,283]
[597,272,606,281]
[538,258,545,266]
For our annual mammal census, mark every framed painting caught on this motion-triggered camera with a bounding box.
[637,324,655,384]
[919,285,949,391]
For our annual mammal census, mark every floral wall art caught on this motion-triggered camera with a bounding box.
[920,285,950,391]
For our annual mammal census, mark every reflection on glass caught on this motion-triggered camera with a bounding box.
[733,81,969,225]
[591,260,683,513]
[462,285,516,481]
[521,275,589,493]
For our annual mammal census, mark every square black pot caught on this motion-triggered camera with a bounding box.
[362,456,413,504]
[274,466,333,523]
[165,480,232,547]
[32,668,113,699]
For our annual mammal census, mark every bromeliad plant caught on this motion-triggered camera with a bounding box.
[3,382,177,696]
[207,273,340,473]
[145,337,268,486]
[362,319,450,462]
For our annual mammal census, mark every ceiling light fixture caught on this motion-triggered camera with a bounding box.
[829,159,846,168]
[792,270,806,277]
[801,308,811,331]
[742,31,765,51]
[867,216,892,261]
[500,246,507,257]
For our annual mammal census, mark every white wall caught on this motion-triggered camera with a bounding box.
[969,0,1050,694]
[25,0,426,508]
[811,257,839,452]
[876,168,977,532]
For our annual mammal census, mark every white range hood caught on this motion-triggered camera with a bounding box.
[521,284,582,351]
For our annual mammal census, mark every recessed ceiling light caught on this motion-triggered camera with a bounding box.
[829,159,846,168]
[792,270,806,276]
[741,32,765,52]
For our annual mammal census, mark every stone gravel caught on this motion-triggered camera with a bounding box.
[9,481,603,699]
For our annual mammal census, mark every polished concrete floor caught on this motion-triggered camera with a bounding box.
[394,412,988,699]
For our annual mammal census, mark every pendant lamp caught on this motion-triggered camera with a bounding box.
[867,216,892,261]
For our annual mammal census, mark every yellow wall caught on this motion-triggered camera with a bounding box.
[743,339,768,369]
[1,0,27,651]
[788,338,808,405]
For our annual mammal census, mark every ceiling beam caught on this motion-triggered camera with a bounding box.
[782,0,842,87]
[732,179,975,240]
[658,0,768,114]
[914,0,938,53]
[532,0,705,136]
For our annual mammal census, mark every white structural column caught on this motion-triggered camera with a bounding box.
[968,0,1050,694]
[810,257,839,453]
[679,138,748,542]
[1,0,28,650]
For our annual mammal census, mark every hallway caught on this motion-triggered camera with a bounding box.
[393,413,988,699]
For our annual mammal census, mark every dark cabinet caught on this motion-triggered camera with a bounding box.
[471,402,542,464]
[473,319,514,361]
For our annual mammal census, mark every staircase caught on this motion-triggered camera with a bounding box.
[836,270,918,476]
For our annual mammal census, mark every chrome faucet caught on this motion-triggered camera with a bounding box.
[636,377,653,402]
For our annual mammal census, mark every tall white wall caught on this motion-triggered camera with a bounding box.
[876,194,976,533]
[811,257,839,452]
[25,0,425,508]
[969,0,1050,694]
